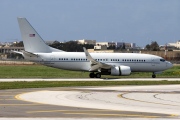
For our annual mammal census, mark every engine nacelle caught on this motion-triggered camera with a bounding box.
[111,66,131,76]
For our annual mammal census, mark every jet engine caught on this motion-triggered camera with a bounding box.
[111,66,131,76]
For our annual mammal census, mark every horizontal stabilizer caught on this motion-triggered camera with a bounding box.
[12,50,38,57]
[12,51,23,55]
[22,50,38,57]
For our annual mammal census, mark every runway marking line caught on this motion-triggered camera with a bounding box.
[27,110,161,118]
[27,110,179,118]
[65,111,178,118]
[117,92,178,117]
[154,93,180,103]
[1,90,43,106]
[64,112,160,118]
[0,92,23,93]
[0,95,14,96]
[0,104,39,106]
[27,110,111,113]
[15,90,48,105]
[14,90,179,118]
[0,99,16,100]
[118,92,180,106]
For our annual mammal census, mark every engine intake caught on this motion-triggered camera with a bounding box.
[111,66,131,76]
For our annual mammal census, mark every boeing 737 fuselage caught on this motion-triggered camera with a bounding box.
[14,18,173,78]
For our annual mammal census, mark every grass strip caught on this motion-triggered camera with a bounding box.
[0,81,180,90]
[0,65,180,78]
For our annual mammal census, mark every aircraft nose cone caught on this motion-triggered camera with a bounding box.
[167,62,173,68]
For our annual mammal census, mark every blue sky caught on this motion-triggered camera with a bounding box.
[0,0,180,47]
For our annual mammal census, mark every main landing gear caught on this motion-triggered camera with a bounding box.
[152,73,156,78]
[89,72,101,78]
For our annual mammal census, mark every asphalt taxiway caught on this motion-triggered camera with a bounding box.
[0,84,180,119]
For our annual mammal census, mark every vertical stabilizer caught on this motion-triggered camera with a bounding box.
[17,17,51,53]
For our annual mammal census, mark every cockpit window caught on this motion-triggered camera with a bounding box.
[160,59,165,62]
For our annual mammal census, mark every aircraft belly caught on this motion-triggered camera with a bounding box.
[120,63,162,72]
[52,62,90,71]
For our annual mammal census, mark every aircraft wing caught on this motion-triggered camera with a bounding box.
[83,47,112,71]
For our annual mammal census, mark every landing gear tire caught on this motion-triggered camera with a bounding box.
[152,74,156,78]
[96,73,101,78]
[89,73,95,78]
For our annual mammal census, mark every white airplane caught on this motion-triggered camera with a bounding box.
[15,17,173,78]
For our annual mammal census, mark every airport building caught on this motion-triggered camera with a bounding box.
[96,42,109,47]
[168,40,180,48]
[0,46,24,54]
[76,39,96,45]
[95,42,136,49]
[94,45,107,50]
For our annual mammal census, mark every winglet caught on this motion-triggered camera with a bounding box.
[83,47,112,71]
[83,47,96,62]
[83,47,104,71]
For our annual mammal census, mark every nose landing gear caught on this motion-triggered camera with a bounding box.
[152,73,156,78]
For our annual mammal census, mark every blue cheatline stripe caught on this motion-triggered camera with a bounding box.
[34,61,160,64]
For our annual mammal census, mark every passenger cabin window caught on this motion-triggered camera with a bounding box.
[160,59,165,62]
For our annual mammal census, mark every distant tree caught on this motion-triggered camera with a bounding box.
[107,45,116,50]
[49,41,94,52]
[150,41,160,51]
[49,41,64,50]
[81,44,94,50]
[145,44,151,50]
[64,41,80,51]
[145,41,160,51]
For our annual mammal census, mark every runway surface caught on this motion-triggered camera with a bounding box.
[0,85,180,120]
[1,78,180,82]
